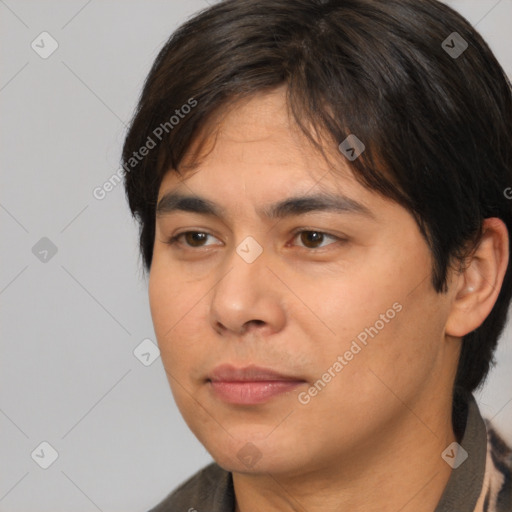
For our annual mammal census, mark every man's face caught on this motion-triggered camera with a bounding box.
[149,88,458,475]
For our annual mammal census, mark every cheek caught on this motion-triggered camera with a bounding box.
[310,269,397,343]
[344,288,445,403]
[310,253,440,387]
[148,267,174,336]
[148,265,215,378]
[148,266,192,356]
[148,259,200,330]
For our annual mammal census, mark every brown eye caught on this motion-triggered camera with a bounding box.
[294,230,339,249]
[166,231,219,248]
[183,232,209,247]
[300,231,324,248]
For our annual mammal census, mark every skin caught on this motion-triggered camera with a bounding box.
[148,86,509,512]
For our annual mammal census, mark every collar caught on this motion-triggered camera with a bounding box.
[434,388,488,511]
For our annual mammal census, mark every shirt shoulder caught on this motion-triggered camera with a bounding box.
[147,462,234,512]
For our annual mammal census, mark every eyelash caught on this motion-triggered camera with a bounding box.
[164,229,345,252]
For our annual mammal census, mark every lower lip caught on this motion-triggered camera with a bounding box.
[209,380,304,404]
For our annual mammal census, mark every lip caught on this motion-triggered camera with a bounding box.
[207,364,306,405]
[209,364,303,382]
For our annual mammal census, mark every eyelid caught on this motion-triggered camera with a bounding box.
[289,228,345,250]
[165,230,222,248]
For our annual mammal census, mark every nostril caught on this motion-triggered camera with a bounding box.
[241,319,265,334]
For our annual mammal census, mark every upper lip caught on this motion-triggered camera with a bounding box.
[208,364,304,382]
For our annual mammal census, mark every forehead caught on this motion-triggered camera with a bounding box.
[155,86,409,231]
[160,88,363,196]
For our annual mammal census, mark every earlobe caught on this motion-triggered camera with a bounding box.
[445,218,509,338]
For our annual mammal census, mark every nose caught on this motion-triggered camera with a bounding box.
[209,246,287,337]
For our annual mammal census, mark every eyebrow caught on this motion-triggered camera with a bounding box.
[155,191,374,220]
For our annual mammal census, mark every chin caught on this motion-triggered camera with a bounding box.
[201,429,303,475]
[214,450,296,475]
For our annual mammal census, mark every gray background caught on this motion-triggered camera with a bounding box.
[1,1,511,511]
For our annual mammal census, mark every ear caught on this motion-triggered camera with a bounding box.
[445,218,509,338]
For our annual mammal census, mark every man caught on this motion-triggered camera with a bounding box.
[122,0,512,510]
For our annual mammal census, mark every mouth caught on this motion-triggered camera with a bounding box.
[207,364,307,405]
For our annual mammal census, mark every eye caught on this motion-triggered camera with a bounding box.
[165,230,344,251]
[290,230,342,250]
[166,231,220,248]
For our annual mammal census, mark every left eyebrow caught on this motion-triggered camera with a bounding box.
[155,191,375,220]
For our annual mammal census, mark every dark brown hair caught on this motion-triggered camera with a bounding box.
[122,0,512,393]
